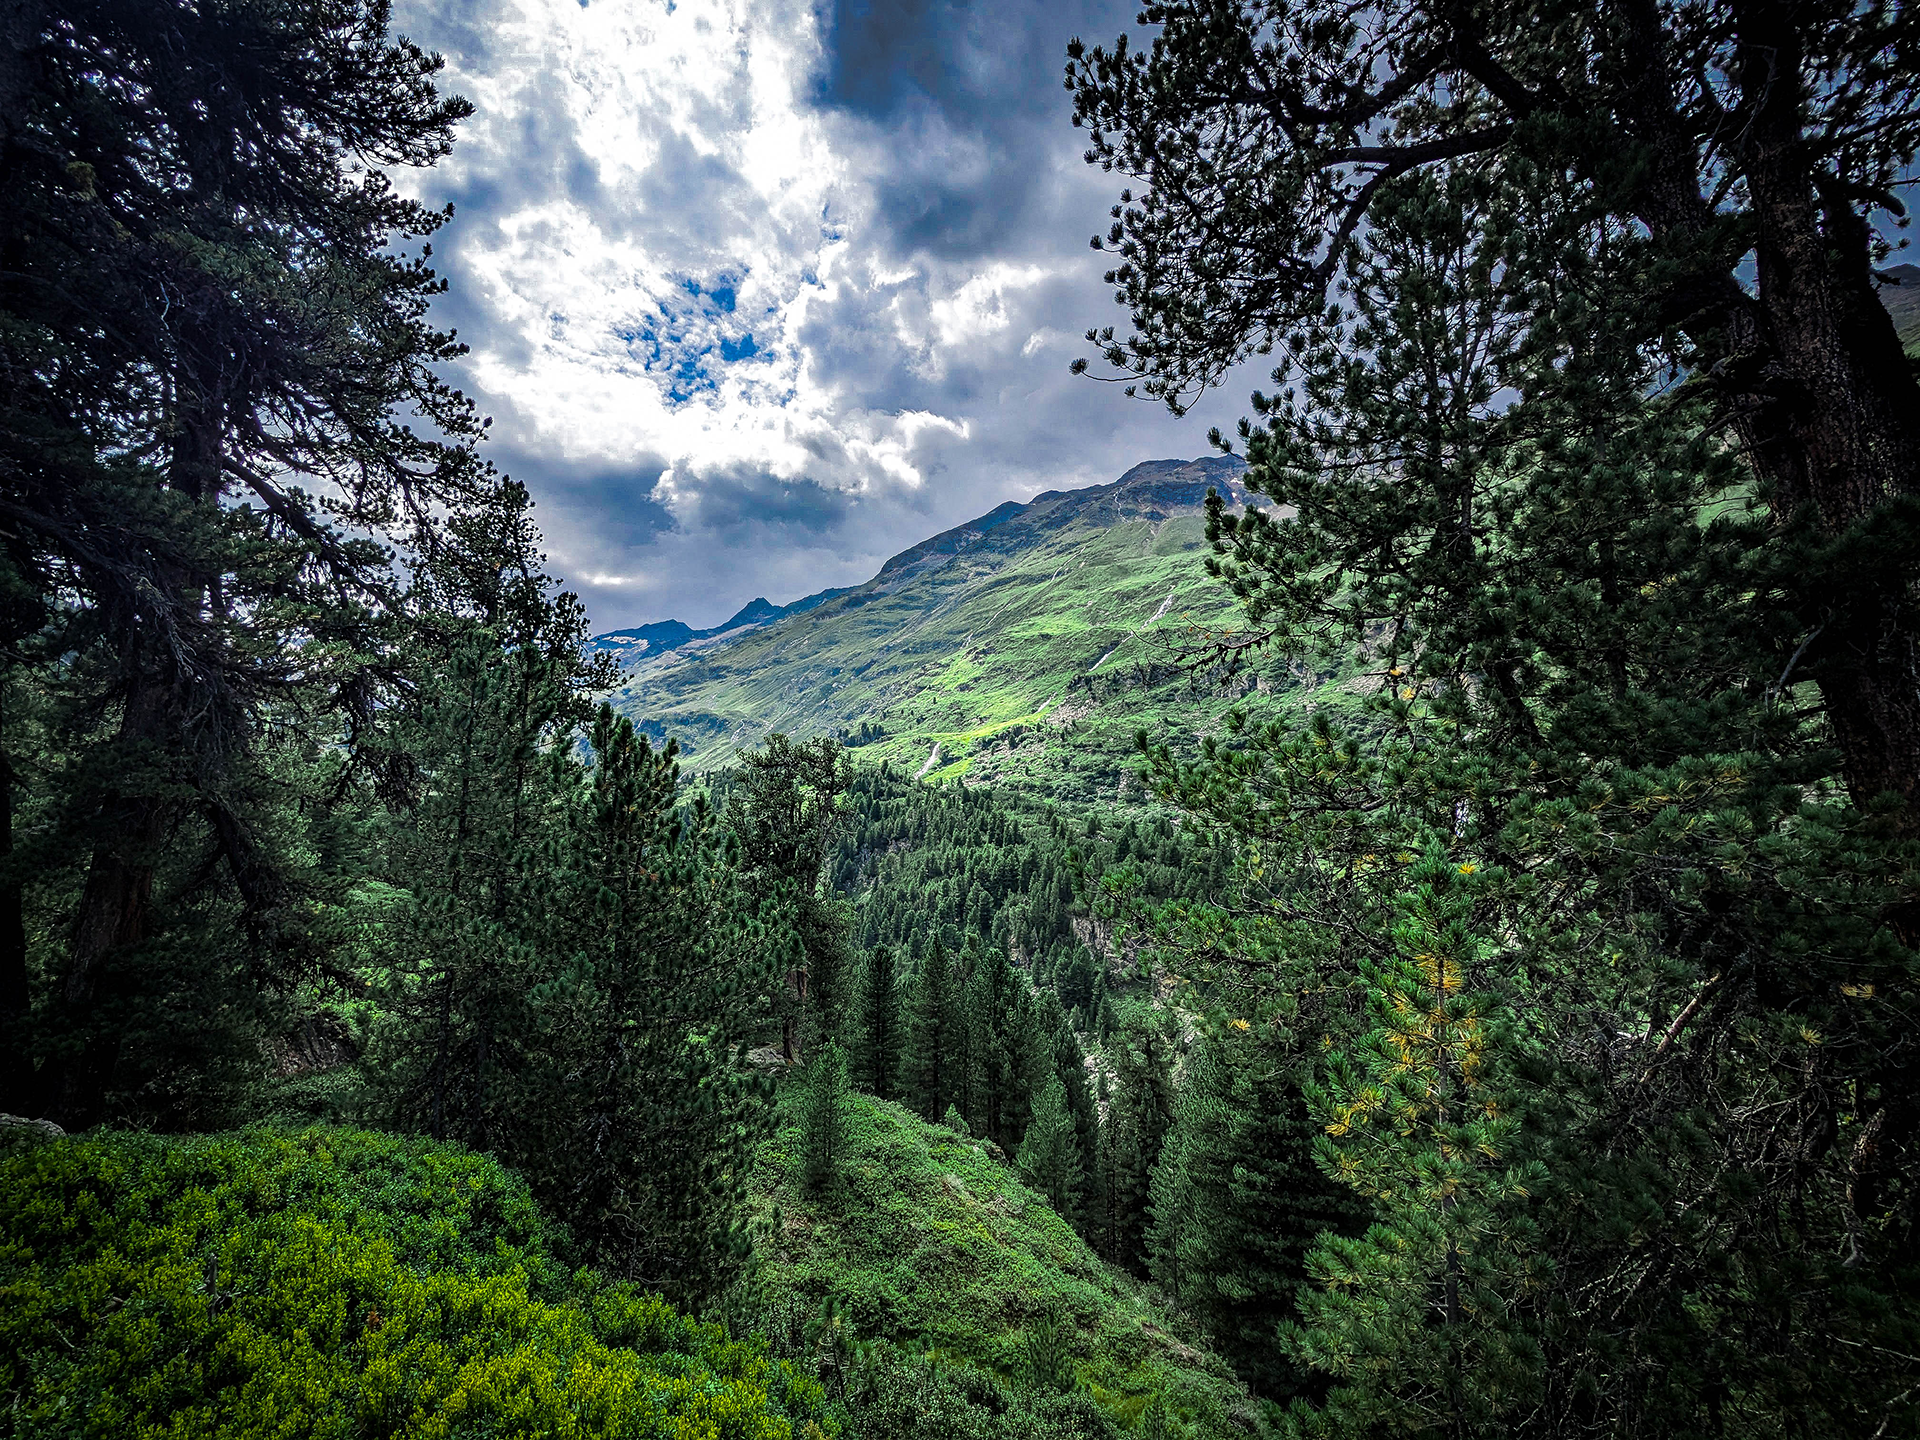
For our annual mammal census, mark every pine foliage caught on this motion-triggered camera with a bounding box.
[1017,1075,1085,1220]
[1149,1019,1363,1400]
[800,1039,853,1196]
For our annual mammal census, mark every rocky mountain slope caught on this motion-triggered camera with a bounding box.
[601,456,1272,799]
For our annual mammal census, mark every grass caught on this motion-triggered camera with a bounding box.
[740,1087,1260,1437]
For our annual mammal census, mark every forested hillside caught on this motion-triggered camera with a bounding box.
[4,3,1919,1440]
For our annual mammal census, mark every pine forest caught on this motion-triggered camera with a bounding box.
[3,3,1919,1438]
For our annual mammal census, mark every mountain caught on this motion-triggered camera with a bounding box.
[587,586,856,669]
[1880,262,1920,354]
[602,455,1275,799]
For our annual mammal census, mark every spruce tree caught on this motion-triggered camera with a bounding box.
[966,942,1033,1147]
[1149,1020,1365,1399]
[852,944,901,1100]
[1017,1075,1084,1219]
[800,1039,852,1196]
[1037,990,1098,1205]
[1103,1003,1177,1273]
[904,938,957,1121]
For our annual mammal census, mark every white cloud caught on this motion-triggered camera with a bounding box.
[391,0,1249,628]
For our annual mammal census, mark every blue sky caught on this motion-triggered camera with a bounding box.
[389,0,1248,630]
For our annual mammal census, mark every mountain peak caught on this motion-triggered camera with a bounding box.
[604,455,1258,789]
[720,597,779,630]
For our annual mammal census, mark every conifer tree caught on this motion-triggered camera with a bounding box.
[1017,1075,1084,1219]
[852,944,901,1100]
[1283,847,1542,1432]
[514,707,780,1306]
[1148,1019,1364,1399]
[1094,11,1920,1419]
[1018,1304,1077,1394]
[904,938,958,1121]
[1102,1003,1177,1273]
[729,734,849,1059]
[0,0,505,1126]
[966,942,1033,1147]
[800,1039,852,1196]
[1037,990,1098,1200]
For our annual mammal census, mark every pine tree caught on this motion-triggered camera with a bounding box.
[852,944,901,1100]
[1103,1003,1177,1273]
[1037,990,1098,1206]
[729,734,849,1059]
[0,0,503,1127]
[1018,1304,1076,1393]
[965,942,1034,1147]
[514,707,781,1306]
[800,1039,852,1196]
[904,938,957,1121]
[1017,1075,1085,1219]
[1149,1019,1365,1399]
[1283,847,1543,1432]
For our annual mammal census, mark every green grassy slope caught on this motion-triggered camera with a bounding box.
[1879,263,1920,355]
[608,458,1267,802]
[742,1088,1259,1437]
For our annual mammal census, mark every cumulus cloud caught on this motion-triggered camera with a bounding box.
[391,0,1249,628]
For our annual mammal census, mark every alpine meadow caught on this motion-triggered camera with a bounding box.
[3,3,1919,1439]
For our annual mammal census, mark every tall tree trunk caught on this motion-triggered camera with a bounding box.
[1621,0,1920,832]
[0,706,30,1114]
[54,674,178,1127]
[1733,3,1920,831]
[54,378,224,1127]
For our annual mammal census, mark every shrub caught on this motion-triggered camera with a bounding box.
[0,1127,828,1439]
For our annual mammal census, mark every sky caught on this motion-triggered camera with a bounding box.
[387,0,1249,631]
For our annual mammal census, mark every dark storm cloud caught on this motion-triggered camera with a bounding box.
[490,441,677,550]
[817,0,1123,262]
[674,463,857,535]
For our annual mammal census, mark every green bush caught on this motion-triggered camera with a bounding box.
[0,1127,828,1439]
[837,1348,1116,1440]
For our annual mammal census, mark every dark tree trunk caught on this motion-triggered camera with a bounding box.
[54,673,179,1127]
[1732,3,1920,829]
[0,730,30,1114]
[1619,0,1920,832]
[53,380,224,1127]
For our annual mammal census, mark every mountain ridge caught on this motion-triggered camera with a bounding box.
[602,454,1267,798]
[588,585,857,668]
[591,454,1250,669]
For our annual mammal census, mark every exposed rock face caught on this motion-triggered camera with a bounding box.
[0,1113,64,1138]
